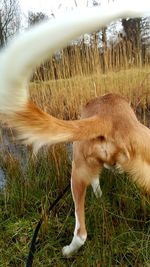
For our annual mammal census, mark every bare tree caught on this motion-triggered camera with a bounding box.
[141,17,150,64]
[122,18,143,65]
[0,0,20,47]
[28,11,49,27]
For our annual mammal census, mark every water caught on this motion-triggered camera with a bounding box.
[0,127,29,189]
[0,167,5,189]
[0,127,73,190]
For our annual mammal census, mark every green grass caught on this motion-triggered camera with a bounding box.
[1,161,150,266]
[0,67,150,266]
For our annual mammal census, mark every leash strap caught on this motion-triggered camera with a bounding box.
[26,183,70,267]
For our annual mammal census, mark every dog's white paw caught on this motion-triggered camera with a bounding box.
[91,179,102,198]
[94,187,102,198]
[62,235,86,257]
[62,245,73,258]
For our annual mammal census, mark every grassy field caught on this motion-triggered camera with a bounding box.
[0,67,150,267]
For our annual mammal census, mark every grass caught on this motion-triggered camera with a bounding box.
[30,67,150,119]
[0,66,150,266]
[1,166,150,266]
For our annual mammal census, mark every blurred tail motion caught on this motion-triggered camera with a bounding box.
[0,2,149,151]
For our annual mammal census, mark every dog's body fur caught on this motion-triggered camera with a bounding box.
[0,2,150,257]
[62,93,150,256]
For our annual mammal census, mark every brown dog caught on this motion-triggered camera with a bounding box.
[62,93,150,256]
[0,5,150,257]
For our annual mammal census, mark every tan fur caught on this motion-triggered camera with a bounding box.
[4,93,150,192]
[61,93,150,256]
[75,93,150,191]
[1,99,112,151]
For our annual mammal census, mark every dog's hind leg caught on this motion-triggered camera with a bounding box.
[62,156,102,257]
[62,162,88,257]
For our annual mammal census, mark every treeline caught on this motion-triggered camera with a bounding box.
[27,11,150,79]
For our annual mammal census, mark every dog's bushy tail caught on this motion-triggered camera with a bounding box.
[0,4,149,150]
[3,101,112,152]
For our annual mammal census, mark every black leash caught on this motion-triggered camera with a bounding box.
[26,183,70,267]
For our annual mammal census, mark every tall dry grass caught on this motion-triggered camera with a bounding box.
[34,38,150,81]
[29,39,150,122]
[30,68,150,123]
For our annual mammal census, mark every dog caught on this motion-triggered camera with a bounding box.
[0,2,150,257]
